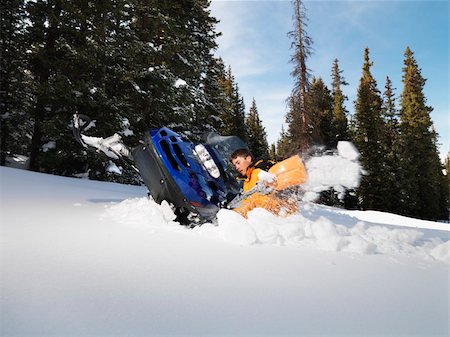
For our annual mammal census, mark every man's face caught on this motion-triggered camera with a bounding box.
[231,155,252,176]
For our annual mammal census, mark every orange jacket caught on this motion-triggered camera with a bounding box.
[234,159,298,218]
[242,159,274,192]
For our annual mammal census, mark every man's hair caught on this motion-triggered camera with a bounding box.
[230,148,253,161]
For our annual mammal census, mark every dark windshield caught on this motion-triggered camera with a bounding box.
[203,132,248,165]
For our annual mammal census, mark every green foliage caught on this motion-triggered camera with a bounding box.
[330,59,348,145]
[1,0,32,165]
[398,47,445,220]
[268,143,277,161]
[380,76,403,213]
[246,99,269,159]
[353,48,388,211]
[217,66,247,142]
[3,0,227,182]
[276,125,291,160]
[306,77,333,146]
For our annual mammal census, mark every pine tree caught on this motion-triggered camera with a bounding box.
[306,77,333,147]
[398,47,444,219]
[22,0,223,181]
[285,0,313,153]
[353,47,387,210]
[203,57,228,133]
[268,143,277,161]
[381,76,403,213]
[25,0,134,180]
[230,83,248,143]
[441,154,450,220]
[330,59,348,146]
[122,0,221,143]
[5,0,239,184]
[218,66,247,142]
[246,98,269,159]
[276,125,291,160]
[1,0,31,165]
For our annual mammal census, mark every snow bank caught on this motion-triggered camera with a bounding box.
[2,167,448,337]
[102,197,449,263]
[103,197,178,232]
[210,206,449,263]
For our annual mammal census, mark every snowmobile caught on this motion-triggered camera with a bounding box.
[72,114,247,224]
[71,114,307,225]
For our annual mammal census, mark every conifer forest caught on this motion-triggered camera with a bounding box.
[1,0,448,220]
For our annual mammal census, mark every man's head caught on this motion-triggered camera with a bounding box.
[230,148,254,176]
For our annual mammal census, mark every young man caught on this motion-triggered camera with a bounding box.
[230,149,298,217]
[230,148,275,192]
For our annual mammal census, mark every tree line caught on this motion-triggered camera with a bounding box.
[1,0,268,183]
[1,0,448,220]
[277,0,448,220]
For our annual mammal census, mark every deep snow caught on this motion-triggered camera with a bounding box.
[1,166,449,337]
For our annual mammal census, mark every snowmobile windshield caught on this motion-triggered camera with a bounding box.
[203,132,248,165]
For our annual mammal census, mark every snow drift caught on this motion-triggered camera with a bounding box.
[1,166,449,337]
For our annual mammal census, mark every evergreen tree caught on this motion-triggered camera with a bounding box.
[353,47,387,210]
[330,58,348,146]
[218,66,236,136]
[246,98,269,159]
[285,0,313,152]
[441,154,450,220]
[306,77,333,146]
[1,0,31,165]
[122,0,221,142]
[381,76,403,213]
[25,0,135,180]
[203,57,228,133]
[218,66,247,141]
[268,143,277,161]
[26,0,66,173]
[21,0,223,181]
[2,0,240,184]
[398,47,445,219]
[276,125,290,160]
[230,83,248,143]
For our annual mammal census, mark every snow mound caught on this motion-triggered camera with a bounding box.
[213,206,449,263]
[103,197,178,232]
[102,197,449,263]
[212,208,450,263]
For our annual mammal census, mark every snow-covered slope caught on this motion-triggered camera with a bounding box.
[1,167,449,337]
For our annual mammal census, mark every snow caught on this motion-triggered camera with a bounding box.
[81,133,131,160]
[5,154,29,169]
[42,140,56,152]
[258,170,276,184]
[174,78,187,87]
[337,140,360,161]
[120,117,134,137]
[1,166,449,337]
[302,141,362,201]
[106,160,122,175]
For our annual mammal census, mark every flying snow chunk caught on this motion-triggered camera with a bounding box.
[337,141,360,161]
[258,170,276,184]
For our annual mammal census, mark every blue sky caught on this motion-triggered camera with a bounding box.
[209,0,449,159]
